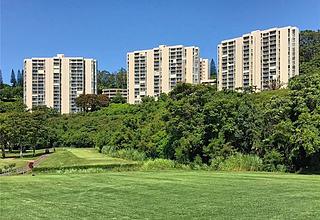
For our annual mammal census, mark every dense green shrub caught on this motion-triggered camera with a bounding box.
[141,159,175,171]
[212,154,263,171]
[0,163,16,174]
[102,146,146,161]
[263,150,286,172]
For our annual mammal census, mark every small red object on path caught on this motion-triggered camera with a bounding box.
[28,161,34,169]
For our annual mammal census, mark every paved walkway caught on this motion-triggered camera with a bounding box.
[0,154,50,176]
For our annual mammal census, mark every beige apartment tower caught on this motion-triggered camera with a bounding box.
[217,26,299,91]
[24,54,97,114]
[127,45,201,104]
[200,58,210,81]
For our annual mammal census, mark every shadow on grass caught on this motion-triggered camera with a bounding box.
[3,150,54,159]
[296,167,320,175]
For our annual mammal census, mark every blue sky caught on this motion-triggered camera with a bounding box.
[1,0,319,83]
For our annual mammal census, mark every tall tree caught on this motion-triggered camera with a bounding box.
[17,70,23,87]
[210,59,217,78]
[10,69,17,87]
[299,30,320,63]
[0,69,3,88]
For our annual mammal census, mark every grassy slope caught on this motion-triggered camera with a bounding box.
[1,171,319,219]
[37,148,134,168]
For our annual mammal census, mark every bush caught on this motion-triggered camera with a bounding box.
[263,150,286,172]
[102,146,146,161]
[141,159,175,171]
[174,163,192,170]
[212,154,263,171]
[0,163,16,174]
[209,156,225,170]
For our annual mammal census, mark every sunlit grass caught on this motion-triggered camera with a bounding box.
[1,171,319,219]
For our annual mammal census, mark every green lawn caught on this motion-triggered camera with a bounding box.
[1,171,319,219]
[37,148,135,168]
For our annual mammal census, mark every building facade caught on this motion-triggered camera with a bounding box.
[24,54,97,114]
[102,88,127,101]
[200,58,210,82]
[217,26,299,91]
[127,45,200,104]
[201,79,216,86]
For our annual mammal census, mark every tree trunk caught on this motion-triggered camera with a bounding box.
[1,145,5,158]
[9,143,13,153]
[33,146,35,157]
[20,146,23,158]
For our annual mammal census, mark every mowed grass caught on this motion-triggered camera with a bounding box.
[1,171,319,219]
[0,158,30,169]
[37,148,134,168]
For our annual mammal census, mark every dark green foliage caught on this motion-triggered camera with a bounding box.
[75,94,109,112]
[0,99,26,113]
[2,71,318,171]
[210,58,217,78]
[16,70,23,87]
[300,30,320,63]
[97,68,127,93]
[65,133,94,148]
[10,69,16,87]
[0,69,3,88]
[0,84,23,101]
[111,92,126,104]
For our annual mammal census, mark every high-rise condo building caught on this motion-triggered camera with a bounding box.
[127,45,200,104]
[217,26,299,91]
[24,54,97,114]
[200,58,210,81]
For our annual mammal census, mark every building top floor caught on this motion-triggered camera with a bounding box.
[127,45,200,55]
[219,26,299,44]
[24,54,96,62]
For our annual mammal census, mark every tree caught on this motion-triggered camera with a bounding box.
[75,94,98,112]
[5,113,31,157]
[300,30,320,63]
[97,94,110,107]
[17,70,23,87]
[0,85,23,101]
[116,68,127,89]
[0,115,9,158]
[75,94,109,112]
[97,68,127,93]
[210,59,217,78]
[0,69,3,89]
[10,69,16,87]
[111,92,126,104]
[0,86,14,101]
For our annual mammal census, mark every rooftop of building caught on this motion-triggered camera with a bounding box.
[219,26,299,44]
